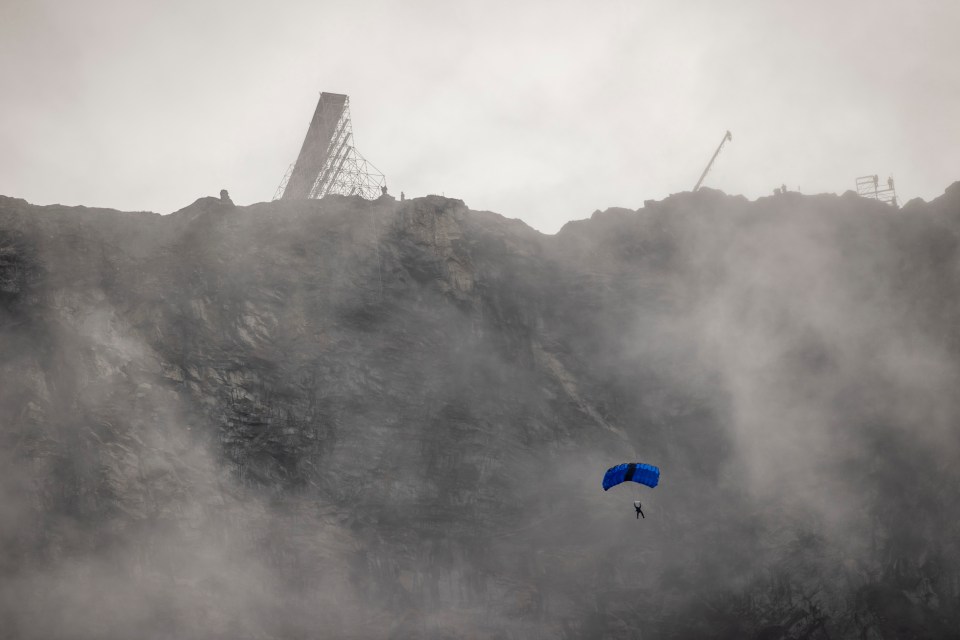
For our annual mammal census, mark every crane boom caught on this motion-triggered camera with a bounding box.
[693,130,732,191]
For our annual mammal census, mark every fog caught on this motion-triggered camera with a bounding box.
[2,186,960,637]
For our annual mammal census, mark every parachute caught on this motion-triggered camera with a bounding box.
[602,462,660,491]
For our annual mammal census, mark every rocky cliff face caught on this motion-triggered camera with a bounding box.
[2,186,960,639]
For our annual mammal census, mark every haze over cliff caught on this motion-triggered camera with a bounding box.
[2,185,960,639]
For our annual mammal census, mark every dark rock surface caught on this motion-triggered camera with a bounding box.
[2,186,960,638]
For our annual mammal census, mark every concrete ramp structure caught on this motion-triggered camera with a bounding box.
[275,92,386,200]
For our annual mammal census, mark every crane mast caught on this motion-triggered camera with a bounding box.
[693,130,732,191]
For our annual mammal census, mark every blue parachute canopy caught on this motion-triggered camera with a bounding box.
[602,463,660,491]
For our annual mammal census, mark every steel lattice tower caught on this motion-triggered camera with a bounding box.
[275,92,386,200]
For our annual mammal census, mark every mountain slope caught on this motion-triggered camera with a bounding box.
[2,185,960,639]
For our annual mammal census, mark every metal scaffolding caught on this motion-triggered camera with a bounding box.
[275,92,386,201]
[856,174,898,207]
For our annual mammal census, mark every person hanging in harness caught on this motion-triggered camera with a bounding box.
[633,500,645,519]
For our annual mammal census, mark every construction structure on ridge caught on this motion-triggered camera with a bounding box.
[274,92,386,200]
[855,174,898,207]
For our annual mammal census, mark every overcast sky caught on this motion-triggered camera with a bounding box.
[2,0,958,232]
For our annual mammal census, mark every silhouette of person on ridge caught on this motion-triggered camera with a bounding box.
[633,500,644,519]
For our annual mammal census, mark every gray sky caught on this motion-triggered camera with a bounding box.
[2,0,957,232]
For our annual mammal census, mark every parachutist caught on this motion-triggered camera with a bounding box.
[602,462,659,520]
